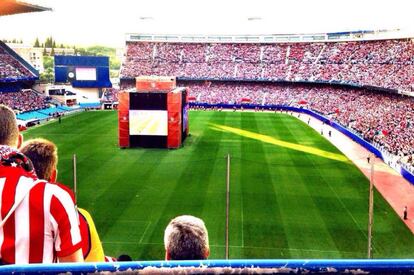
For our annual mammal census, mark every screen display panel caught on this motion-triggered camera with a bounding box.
[75,67,97,81]
[129,110,168,136]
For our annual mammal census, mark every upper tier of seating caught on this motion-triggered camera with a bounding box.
[121,39,414,91]
[0,43,36,81]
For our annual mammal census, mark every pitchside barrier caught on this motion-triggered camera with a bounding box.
[190,103,414,186]
[3,259,414,274]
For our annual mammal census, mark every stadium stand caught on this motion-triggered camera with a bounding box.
[16,110,50,121]
[15,106,83,124]
[0,39,49,121]
[0,41,38,81]
[37,107,67,116]
[57,105,76,111]
[0,89,48,112]
[0,89,86,124]
[121,39,414,91]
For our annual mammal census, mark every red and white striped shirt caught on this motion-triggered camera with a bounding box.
[0,166,82,264]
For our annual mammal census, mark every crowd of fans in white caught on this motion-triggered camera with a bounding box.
[0,46,34,79]
[0,90,48,113]
[181,81,414,170]
[121,39,414,91]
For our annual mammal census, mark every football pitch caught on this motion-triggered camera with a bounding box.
[24,110,414,260]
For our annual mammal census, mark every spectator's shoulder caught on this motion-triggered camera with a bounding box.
[55,182,76,203]
[46,182,76,204]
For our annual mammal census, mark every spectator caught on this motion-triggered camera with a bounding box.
[20,138,106,262]
[0,105,83,264]
[164,215,210,260]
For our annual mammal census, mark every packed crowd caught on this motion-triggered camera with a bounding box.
[121,39,414,91]
[0,90,48,113]
[0,46,34,80]
[182,81,414,168]
[102,88,119,102]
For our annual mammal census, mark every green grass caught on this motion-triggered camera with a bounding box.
[23,110,414,260]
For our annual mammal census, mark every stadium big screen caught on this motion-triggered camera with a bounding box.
[54,56,111,88]
[130,92,168,148]
[118,89,189,149]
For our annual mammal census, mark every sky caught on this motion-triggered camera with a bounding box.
[0,0,413,47]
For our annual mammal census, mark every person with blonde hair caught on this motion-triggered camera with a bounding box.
[20,138,106,262]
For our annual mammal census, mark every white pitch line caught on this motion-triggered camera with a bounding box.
[139,221,152,244]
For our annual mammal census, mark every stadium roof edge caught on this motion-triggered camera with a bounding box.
[0,0,52,16]
[125,29,414,44]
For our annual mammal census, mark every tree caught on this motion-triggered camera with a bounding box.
[76,47,88,56]
[34,37,40,47]
[45,36,54,48]
[40,67,54,83]
[110,58,121,70]
[43,56,54,70]
[110,70,119,78]
[50,47,55,56]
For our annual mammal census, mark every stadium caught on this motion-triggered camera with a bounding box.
[1,0,414,273]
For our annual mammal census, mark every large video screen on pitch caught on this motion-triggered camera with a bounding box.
[129,92,168,148]
[129,110,168,136]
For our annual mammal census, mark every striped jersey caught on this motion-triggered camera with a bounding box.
[0,166,82,264]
